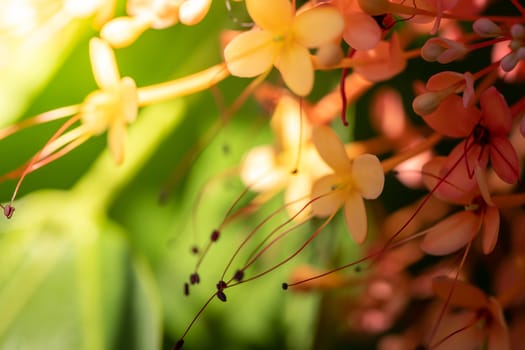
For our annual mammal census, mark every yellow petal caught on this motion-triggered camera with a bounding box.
[311,174,346,217]
[246,0,293,33]
[352,153,384,199]
[293,6,344,48]
[312,125,352,174]
[100,16,151,48]
[89,37,121,88]
[344,192,367,244]
[240,146,287,192]
[285,173,313,222]
[224,30,274,77]
[119,77,138,123]
[275,42,313,96]
[108,120,126,164]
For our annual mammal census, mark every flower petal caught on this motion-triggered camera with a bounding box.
[312,125,352,174]
[420,211,479,255]
[108,120,126,164]
[240,146,287,192]
[246,0,292,33]
[351,153,384,199]
[293,6,344,48]
[487,298,510,350]
[341,12,381,51]
[489,137,520,184]
[432,276,488,309]
[119,77,138,123]
[274,42,314,96]
[311,174,346,217]
[480,87,512,135]
[285,173,313,222]
[421,94,479,137]
[344,192,367,244]
[89,37,121,88]
[482,206,500,254]
[224,30,274,77]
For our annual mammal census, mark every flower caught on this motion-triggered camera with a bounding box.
[223,0,344,96]
[417,87,519,200]
[420,156,500,255]
[240,94,331,221]
[431,276,510,350]
[310,125,384,244]
[80,37,138,164]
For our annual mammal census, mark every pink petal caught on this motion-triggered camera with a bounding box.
[422,156,472,205]
[293,6,344,48]
[487,298,510,350]
[311,174,346,217]
[432,276,488,309]
[274,42,314,96]
[351,154,384,199]
[353,34,406,82]
[489,137,520,184]
[480,87,512,135]
[421,211,480,255]
[421,95,479,137]
[426,71,466,91]
[224,30,274,77]
[312,125,352,174]
[246,0,292,33]
[482,206,500,254]
[344,192,367,244]
[342,12,381,51]
[437,141,488,201]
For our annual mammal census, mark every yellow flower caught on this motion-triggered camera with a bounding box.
[224,0,344,96]
[80,38,138,164]
[311,125,384,244]
[240,94,331,221]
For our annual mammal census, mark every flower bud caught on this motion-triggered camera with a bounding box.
[473,18,501,37]
[412,92,442,116]
[179,0,212,25]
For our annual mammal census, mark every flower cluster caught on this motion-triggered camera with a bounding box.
[1,0,525,349]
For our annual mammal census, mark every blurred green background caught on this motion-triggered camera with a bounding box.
[0,1,366,349]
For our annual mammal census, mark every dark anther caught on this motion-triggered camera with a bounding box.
[190,273,200,285]
[184,283,190,296]
[217,290,227,302]
[282,283,288,290]
[291,168,298,175]
[210,229,220,242]
[473,124,490,146]
[414,345,426,350]
[191,245,199,255]
[233,269,244,282]
[354,265,362,273]
[3,204,14,219]
[216,280,227,291]
[174,339,185,350]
